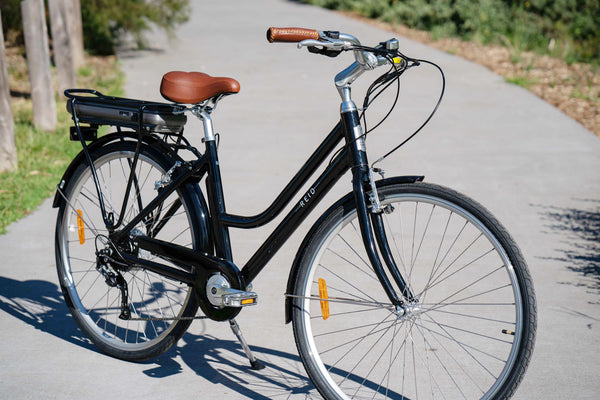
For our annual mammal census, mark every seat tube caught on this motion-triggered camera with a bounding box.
[339,87,402,307]
[200,111,234,261]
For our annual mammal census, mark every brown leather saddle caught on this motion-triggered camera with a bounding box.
[160,71,240,104]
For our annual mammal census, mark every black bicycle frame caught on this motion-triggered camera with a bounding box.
[108,108,407,307]
[110,121,347,271]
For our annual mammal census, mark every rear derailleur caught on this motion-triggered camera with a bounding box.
[96,247,131,320]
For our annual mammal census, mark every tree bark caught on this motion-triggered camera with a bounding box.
[67,0,85,69]
[21,0,57,131]
[0,10,18,172]
[48,0,76,96]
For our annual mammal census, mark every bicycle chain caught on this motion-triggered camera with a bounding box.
[97,247,210,323]
[125,314,209,322]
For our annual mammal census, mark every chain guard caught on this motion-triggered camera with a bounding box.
[194,257,244,322]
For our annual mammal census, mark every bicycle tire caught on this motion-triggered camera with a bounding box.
[291,181,536,400]
[55,139,206,361]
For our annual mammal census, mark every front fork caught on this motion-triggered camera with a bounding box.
[341,107,415,310]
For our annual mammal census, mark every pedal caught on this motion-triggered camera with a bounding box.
[222,289,258,307]
[207,274,258,308]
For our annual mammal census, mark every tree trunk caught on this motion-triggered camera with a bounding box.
[48,0,76,96]
[0,10,18,173]
[21,0,57,131]
[67,0,85,69]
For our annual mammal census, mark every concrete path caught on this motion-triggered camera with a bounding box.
[1,1,599,399]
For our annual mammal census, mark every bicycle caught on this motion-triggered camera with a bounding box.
[54,27,536,400]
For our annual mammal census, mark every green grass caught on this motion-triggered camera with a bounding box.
[571,86,598,102]
[0,57,123,234]
[505,76,539,88]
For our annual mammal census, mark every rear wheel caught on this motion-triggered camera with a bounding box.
[55,139,206,361]
[292,182,536,400]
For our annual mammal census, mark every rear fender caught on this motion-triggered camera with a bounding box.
[53,131,213,253]
[54,132,174,208]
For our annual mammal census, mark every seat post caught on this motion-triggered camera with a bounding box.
[194,108,216,142]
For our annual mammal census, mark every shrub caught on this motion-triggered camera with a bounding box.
[81,0,191,55]
[0,0,191,55]
[302,0,600,64]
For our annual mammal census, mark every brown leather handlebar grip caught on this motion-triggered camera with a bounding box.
[267,27,320,43]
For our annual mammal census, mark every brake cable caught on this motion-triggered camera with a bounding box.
[345,44,446,167]
[325,44,446,167]
[372,58,446,167]
[359,53,409,135]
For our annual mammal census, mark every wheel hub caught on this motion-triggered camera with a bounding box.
[396,301,421,321]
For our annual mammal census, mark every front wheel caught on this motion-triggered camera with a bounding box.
[291,182,536,400]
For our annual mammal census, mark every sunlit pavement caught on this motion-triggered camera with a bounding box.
[1,1,599,399]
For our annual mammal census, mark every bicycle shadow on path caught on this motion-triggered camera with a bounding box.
[0,276,409,399]
[0,276,97,351]
[147,333,318,399]
[537,199,600,297]
[0,276,317,399]
[147,329,412,400]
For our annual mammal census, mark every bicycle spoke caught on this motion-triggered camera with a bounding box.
[426,283,514,315]
[326,245,379,282]
[410,203,436,276]
[317,307,389,320]
[415,317,507,366]
[420,318,513,346]
[337,316,398,391]
[57,146,199,356]
[420,234,488,298]
[350,320,402,398]
[413,322,469,400]
[420,317,486,395]
[319,314,396,356]
[151,197,183,237]
[426,308,516,326]
[318,263,381,305]
[426,219,469,290]
[421,246,495,299]
[431,265,508,308]
[294,184,533,400]
[316,281,386,306]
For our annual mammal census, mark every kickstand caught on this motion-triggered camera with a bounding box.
[229,319,265,370]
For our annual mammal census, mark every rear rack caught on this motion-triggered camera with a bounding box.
[65,89,187,135]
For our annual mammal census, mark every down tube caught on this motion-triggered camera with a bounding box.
[241,150,350,284]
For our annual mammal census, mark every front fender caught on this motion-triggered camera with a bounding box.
[284,175,424,323]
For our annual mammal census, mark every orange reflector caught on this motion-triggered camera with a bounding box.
[241,298,256,305]
[76,209,85,245]
[318,278,329,320]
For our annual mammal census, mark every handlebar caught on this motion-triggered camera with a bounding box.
[266,27,320,43]
[265,27,444,163]
[266,27,404,89]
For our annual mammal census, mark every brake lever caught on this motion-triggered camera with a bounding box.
[307,46,343,57]
[297,39,345,50]
[299,38,346,58]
